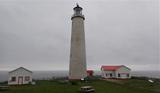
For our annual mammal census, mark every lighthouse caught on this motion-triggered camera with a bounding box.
[69,4,87,80]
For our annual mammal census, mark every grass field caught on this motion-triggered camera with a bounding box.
[0,79,160,93]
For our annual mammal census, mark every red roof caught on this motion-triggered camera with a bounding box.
[101,66,122,70]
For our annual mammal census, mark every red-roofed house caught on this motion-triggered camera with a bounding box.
[101,65,131,79]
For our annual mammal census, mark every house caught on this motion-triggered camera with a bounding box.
[8,67,33,85]
[101,65,131,79]
[87,70,94,77]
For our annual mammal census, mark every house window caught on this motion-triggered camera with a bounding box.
[25,76,30,81]
[106,74,108,77]
[11,77,16,81]
[127,74,129,77]
[118,73,121,77]
[110,73,112,77]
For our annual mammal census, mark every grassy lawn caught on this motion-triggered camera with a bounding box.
[0,79,159,93]
[124,79,160,93]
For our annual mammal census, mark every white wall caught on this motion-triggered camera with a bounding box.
[69,16,87,79]
[115,66,131,79]
[101,68,116,78]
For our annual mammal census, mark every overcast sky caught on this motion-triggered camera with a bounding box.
[0,0,159,71]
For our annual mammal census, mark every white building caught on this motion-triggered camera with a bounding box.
[101,65,131,79]
[8,67,33,85]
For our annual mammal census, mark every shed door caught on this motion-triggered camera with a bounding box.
[18,76,23,85]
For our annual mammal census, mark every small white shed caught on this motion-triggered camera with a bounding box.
[8,67,33,85]
[101,65,131,79]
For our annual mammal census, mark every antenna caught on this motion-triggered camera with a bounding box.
[76,3,79,7]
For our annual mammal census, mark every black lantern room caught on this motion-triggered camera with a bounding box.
[71,4,85,20]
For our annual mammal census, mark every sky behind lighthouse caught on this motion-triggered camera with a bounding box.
[0,0,159,71]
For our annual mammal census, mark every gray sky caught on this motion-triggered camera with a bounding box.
[0,0,159,71]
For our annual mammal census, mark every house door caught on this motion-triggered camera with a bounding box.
[18,76,23,85]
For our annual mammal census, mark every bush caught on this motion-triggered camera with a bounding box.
[84,76,101,82]
[131,76,149,80]
[70,81,79,85]
[0,81,8,86]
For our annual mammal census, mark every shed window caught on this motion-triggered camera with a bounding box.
[25,76,30,81]
[11,77,16,81]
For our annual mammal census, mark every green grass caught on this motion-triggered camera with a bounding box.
[124,79,160,93]
[0,79,159,93]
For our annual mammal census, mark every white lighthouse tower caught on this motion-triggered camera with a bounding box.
[69,4,87,80]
